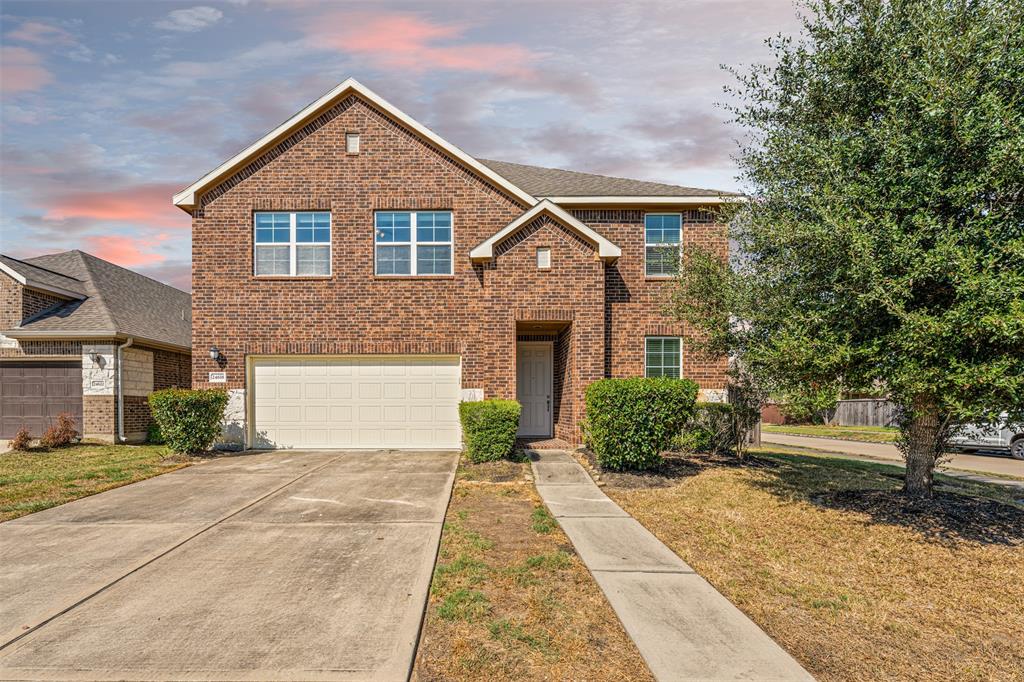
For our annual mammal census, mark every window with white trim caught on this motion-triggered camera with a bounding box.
[254,211,331,276]
[375,211,452,276]
[645,213,681,277]
[645,337,682,378]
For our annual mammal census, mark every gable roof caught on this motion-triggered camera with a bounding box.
[478,159,742,204]
[470,199,621,262]
[0,254,86,299]
[2,250,191,351]
[172,78,537,210]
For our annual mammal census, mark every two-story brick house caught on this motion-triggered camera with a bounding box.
[176,79,733,450]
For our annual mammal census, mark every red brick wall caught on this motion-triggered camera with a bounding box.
[23,288,65,321]
[573,209,728,389]
[152,347,191,390]
[189,93,728,442]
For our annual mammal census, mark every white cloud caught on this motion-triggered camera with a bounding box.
[154,6,224,33]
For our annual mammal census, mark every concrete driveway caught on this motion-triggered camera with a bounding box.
[0,449,458,681]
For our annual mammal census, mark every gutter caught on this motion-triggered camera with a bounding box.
[116,337,134,443]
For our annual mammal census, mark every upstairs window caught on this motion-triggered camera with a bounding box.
[645,337,682,378]
[645,213,681,277]
[375,211,453,276]
[254,212,331,276]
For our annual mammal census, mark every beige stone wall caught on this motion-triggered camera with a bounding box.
[122,347,154,397]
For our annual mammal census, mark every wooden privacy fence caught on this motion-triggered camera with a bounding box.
[828,399,897,427]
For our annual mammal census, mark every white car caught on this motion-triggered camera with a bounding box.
[949,415,1024,460]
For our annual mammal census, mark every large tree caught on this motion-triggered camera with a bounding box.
[672,0,1024,496]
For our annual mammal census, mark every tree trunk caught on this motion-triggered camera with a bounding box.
[902,398,943,498]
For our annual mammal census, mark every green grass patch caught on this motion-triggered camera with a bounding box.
[437,588,491,622]
[530,505,557,534]
[487,618,552,653]
[0,443,186,522]
[762,424,899,443]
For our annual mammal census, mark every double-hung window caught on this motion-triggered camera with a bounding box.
[375,211,452,276]
[254,211,331,276]
[645,337,682,378]
[645,213,681,277]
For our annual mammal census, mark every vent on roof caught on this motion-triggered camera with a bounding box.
[346,132,360,154]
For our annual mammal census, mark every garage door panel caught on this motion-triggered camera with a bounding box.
[0,361,82,439]
[253,356,461,449]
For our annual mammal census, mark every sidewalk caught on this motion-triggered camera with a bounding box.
[529,450,813,682]
[761,433,1024,489]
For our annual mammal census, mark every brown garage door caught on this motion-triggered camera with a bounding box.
[0,361,83,439]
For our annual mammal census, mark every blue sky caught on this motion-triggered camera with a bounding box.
[0,0,800,291]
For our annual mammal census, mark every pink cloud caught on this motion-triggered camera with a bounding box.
[303,11,536,76]
[43,183,188,228]
[84,235,166,267]
[6,21,76,46]
[0,47,54,93]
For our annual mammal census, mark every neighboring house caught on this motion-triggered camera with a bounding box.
[0,251,191,442]
[176,78,733,450]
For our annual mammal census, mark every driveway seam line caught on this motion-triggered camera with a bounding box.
[0,453,347,653]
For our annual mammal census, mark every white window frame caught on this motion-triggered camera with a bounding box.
[374,211,454,277]
[253,211,332,277]
[645,336,683,378]
[644,212,682,278]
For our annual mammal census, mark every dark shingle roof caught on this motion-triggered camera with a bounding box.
[2,250,191,350]
[0,254,86,297]
[477,159,740,198]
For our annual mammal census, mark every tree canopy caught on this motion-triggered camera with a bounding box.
[671,0,1024,495]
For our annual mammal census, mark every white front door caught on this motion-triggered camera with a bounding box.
[516,342,552,437]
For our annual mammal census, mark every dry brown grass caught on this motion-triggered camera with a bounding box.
[0,442,188,522]
[603,449,1024,682]
[412,459,653,682]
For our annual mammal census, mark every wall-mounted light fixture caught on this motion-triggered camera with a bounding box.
[209,346,221,361]
[89,352,101,364]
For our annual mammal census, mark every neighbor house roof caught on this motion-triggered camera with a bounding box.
[1,251,191,352]
[477,159,742,204]
[0,254,86,299]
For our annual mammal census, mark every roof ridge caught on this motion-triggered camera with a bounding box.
[5,253,84,282]
[478,158,695,190]
[72,250,191,296]
[65,250,119,331]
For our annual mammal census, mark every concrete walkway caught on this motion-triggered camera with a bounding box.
[529,450,813,682]
[0,449,458,681]
[761,433,1024,489]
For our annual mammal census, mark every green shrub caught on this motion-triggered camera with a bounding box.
[146,422,165,445]
[675,402,736,454]
[459,399,521,463]
[148,388,229,454]
[584,377,698,470]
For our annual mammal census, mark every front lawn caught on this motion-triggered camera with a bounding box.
[0,443,188,522]
[763,424,900,443]
[600,449,1024,682]
[413,458,653,681]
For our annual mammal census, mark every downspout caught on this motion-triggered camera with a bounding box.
[116,337,134,443]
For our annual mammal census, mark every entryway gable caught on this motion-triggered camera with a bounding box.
[470,199,621,262]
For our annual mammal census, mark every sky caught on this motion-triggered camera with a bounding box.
[0,0,801,292]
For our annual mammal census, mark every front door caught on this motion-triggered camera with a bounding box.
[516,342,552,437]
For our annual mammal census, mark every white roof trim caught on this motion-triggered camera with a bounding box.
[542,195,746,205]
[0,261,84,300]
[470,199,621,262]
[172,78,537,210]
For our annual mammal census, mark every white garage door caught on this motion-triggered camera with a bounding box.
[252,356,461,449]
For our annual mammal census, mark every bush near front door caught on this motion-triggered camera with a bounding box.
[459,399,521,463]
[584,377,699,470]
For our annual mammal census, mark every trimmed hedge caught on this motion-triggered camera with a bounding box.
[584,377,698,470]
[148,388,229,454]
[459,399,521,463]
[676,402,736,454]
